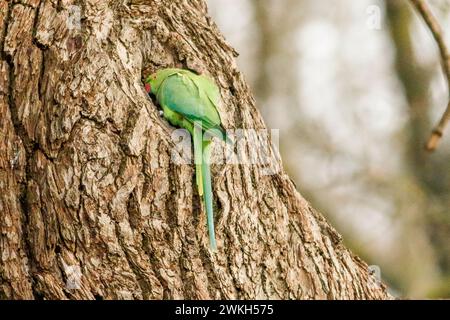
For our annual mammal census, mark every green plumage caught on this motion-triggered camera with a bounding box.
[146,68,229,250]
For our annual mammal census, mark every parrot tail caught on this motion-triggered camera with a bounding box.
[193,124,203,196]
[201,140,217,251]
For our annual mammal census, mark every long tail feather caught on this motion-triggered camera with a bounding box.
[193,124,203,196]
[201,140,217,250]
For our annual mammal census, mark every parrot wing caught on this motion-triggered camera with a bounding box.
[188,73,234,144]
[157,73,227,139]
[174,69,221,107]
[190,73,222,109]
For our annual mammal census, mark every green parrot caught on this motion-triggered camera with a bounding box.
[145,68,230,251]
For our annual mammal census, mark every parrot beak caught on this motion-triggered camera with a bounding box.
[145,83,151,94]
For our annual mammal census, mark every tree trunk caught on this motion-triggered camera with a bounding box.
[0,0,390,300]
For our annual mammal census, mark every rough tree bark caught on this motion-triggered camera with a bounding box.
[0,0,391,299]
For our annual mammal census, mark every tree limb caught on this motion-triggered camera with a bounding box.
[410,0,450,151]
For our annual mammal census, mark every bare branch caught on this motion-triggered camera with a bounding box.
[410,0,450,151]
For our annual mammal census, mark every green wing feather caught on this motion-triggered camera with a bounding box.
[157,73,229,142]
[189,73,233,144]
[189,73,222,108]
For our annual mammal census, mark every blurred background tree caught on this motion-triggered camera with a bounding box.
[209,0,450,298]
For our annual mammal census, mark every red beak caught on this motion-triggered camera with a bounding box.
[145,83,151,93]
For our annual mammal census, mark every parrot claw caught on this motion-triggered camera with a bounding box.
[159,110,164,117]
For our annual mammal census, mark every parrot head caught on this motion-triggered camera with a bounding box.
[144,74,156,95]
[145,68,181,95]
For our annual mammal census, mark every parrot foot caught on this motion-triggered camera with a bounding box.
[158,110,164,117]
